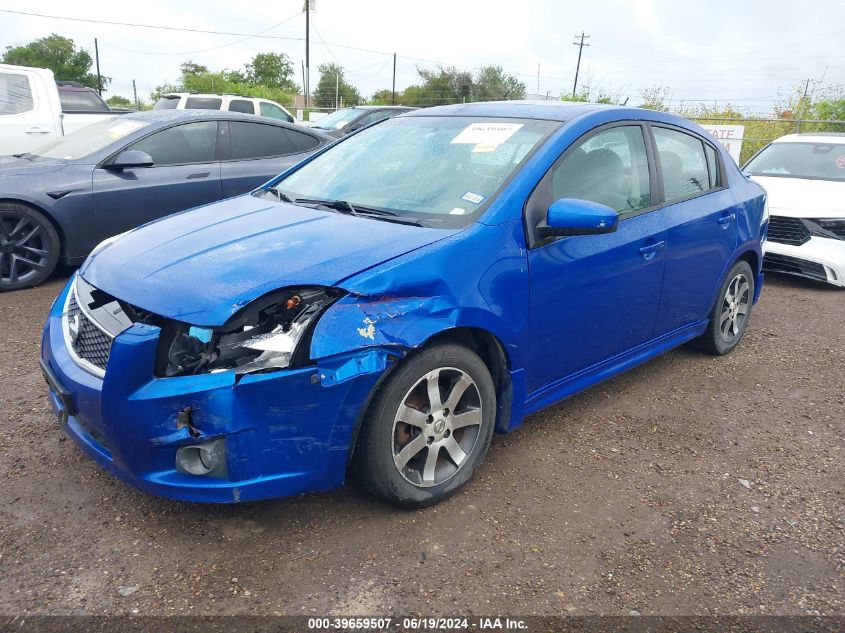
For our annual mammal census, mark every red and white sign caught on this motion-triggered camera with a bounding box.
[700,124,745,164]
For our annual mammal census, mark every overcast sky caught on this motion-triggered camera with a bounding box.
[1,0,843,113]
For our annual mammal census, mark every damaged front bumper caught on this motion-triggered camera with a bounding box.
[40,277,388,503]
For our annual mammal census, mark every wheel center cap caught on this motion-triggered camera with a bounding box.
[433,419,446,435]
[1,244,13,253]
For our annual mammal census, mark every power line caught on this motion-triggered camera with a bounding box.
[0,8,305,40]
[97,11,302,56]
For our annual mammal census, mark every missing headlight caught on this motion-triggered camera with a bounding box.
[160,287,341,377]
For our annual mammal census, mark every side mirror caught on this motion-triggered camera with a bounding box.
[108,150,153,170]
[538,198,619,238]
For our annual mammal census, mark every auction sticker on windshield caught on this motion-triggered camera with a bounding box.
[451,122,523,146]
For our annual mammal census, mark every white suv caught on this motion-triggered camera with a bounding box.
[154,93,296,124]
[744,133,845,287]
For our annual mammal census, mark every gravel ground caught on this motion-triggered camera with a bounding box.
[0,271,842,617]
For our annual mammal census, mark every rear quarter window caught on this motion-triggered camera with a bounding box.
[284,129,321,153]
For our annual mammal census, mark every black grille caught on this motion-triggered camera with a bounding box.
[767,216,810,245]
[67,292,113,371]
[763,253,828,282]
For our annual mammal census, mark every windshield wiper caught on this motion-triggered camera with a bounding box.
[12,153,34,161]
[265,186,293,203]
[294,198,423,226]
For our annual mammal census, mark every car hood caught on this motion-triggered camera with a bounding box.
[750,175,845,218]
[81,194,451,325]
[0,155,68,177]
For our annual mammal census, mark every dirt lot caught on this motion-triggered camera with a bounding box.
[0,271,842,618]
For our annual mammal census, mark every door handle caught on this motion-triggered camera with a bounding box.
[25,127,51,134]
[187,172,210,179]
[718,213,736,227]
[639,240,666,261]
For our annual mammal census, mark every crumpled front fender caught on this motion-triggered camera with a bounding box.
[312,294,458,359]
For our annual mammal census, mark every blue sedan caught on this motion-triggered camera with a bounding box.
[0,109,331,291]
[40,101,767,507]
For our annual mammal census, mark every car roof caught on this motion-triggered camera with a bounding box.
[353,105,417,110]
[773,133,845,143]
[404,100,619,121]
[119,109,328,133]
[160,93,277,102]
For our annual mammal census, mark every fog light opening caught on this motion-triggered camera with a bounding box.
[175,438,227,477]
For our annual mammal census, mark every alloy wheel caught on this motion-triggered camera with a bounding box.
[391,367,483,488]
[0,210,52,287]
[720,273,750,343]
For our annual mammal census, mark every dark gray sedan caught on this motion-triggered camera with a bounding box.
[0,110,331,291]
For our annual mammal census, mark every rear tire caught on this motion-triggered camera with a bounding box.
[352,343,496,508]
[0,202,60,292]
[691,260,755,355]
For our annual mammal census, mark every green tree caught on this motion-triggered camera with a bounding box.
[313,63,361,108]
[151,58,297,106]
[2,34,110,90]
[370,88,396,105]
[180,61,210,78]
[244,53,298,93]
[639,85,671,112]
[106,95,133,108]
[402,65,525,107]
[471,65,526,102]
[812,97,845,122]
[414,65,473,106]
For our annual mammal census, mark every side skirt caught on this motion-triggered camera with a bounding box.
[523,320,708,417]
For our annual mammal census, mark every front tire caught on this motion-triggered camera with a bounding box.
[0,202,60,292]
[352,343,496,508]
[691,259,755,355]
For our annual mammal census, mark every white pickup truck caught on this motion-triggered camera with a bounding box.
[0,64,121,155]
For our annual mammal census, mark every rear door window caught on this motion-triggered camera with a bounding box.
[0,72,34,114]
[184,97,223,110]
[129,121,218,165]
[228,99,255,114]
[228,121,295,159]
[653,127,713,202]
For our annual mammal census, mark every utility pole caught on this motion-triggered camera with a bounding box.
[392,53,397,104]
[536,63,540,96]
[335,72,339,110]
[796,78,810,133]
[304,0,311,108]
[94,38,102,95]
[572,32,590,99]
[132,79,138,109]
[301,60,306,110]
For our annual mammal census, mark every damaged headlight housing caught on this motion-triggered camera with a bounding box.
[160,287,340,377]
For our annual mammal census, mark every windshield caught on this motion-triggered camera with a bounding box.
[275,116,559,227]
[27,118,149,160]
[744,141,845,182]
[310,107,367,130]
